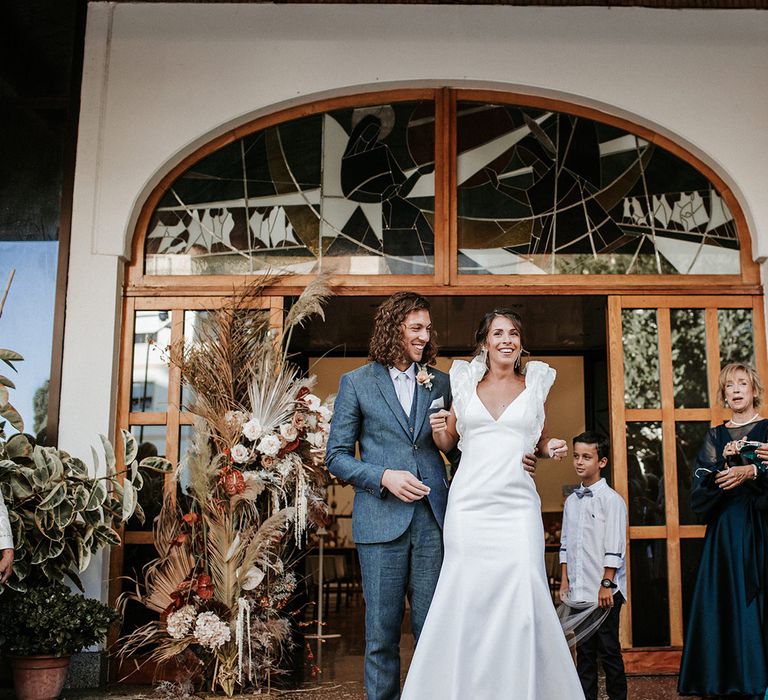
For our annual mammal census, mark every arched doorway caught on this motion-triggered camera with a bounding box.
[113,88,765,677]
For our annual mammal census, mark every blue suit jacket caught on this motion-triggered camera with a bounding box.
[326,361,453,544]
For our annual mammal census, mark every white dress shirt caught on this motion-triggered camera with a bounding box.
[0,496,13,550]
[389,363,416,415]
[559,477,627,603]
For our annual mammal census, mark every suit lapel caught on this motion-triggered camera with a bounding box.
[413,377,430,438]
[373,362,411,438]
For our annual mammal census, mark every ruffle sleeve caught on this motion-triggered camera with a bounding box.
[523,360,556,451]
[449,357,487,450]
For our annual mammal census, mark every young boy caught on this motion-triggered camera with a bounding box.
[559,431,628,700]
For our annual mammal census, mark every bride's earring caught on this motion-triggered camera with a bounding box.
[515,347,524,371]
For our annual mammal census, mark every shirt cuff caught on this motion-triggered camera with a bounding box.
[0,536,14,551]
[559,548,567,564]
[603,553,624,569]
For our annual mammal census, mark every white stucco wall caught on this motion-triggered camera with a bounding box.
[62,1,768,599]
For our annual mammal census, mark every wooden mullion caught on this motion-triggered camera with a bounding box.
[128,412,168,425]
[629,525,668,539]
[164,309,184,507]
[625,408,663,422]
[123,531,155,545]
[433,88,450,286]
[619,295,756,309]
[752,296,768,386]
[657,308,684,647]
[447,90,458,287]
[705,308,722,418]
[679,525,707,539]
[108,296,136,650]
[607,296,632,648]
[673,408,713,421]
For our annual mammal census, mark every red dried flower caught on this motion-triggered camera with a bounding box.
[218,466,246,496]
[182,513,200,525]
[196,574,214,600]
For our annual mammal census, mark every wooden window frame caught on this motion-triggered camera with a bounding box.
[126,88,759,299]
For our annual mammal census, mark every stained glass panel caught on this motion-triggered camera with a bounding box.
[456,102,740,275]
[145,102,435,275]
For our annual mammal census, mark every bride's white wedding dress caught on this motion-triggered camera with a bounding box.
[401,359,585,700]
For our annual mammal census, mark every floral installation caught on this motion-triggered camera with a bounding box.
[117,278,334,696]
[416,364,435,391]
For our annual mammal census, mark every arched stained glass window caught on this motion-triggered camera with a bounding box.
[456,102,739,275]
[145,101,436,276]
[142,94,741,277]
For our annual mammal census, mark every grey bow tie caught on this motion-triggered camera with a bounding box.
[575,487,593,499]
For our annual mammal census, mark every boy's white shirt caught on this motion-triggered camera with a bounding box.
[559,477,628,604]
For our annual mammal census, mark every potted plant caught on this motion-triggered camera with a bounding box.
[0,356,171,699]
[0,583,118,700]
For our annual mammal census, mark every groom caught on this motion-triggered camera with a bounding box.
[326,292,535,699]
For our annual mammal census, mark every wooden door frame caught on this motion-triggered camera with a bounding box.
[607,294,768,673]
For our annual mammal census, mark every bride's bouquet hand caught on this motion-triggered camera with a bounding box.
[547,438,568,461]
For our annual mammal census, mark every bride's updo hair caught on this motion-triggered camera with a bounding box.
[474,309,526,372]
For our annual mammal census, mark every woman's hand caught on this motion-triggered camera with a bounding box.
[547,438,568,461]
[715,465,755,490]
[723,439,744,458]
[756,443,768,466]
[429,409,451,433]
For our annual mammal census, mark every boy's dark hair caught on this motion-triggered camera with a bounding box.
[572,431,610,461]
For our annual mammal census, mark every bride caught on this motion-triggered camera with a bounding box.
[401,309,585,699]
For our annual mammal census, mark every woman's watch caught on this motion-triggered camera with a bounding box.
[600,578,617,589]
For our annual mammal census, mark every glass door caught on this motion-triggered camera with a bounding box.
[607,295,767,670]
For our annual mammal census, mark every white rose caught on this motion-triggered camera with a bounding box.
[303,393,321,411]
[242,418,263,442]
[230,443,250,464]
[305,414,318,430]
[279,423,298,442]
[317,405,332,423]
[224,410,246,427]
[306,431,325,449]
[257,433,282,457]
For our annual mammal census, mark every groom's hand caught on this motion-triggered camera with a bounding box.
[522,453,537,476]
[381,470,431,503]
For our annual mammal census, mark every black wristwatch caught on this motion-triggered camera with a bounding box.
[600,578,617,589]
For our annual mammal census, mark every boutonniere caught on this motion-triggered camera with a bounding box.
[416,364,434,390]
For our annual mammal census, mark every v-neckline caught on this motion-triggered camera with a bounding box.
[475,378,528,423]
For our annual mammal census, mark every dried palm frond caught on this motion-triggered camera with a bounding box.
[247,355,300,435]
[170,278,278,449]
[237,508,295,585]
[204,508,239,611]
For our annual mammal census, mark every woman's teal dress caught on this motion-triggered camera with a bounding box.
[678,420,768,698]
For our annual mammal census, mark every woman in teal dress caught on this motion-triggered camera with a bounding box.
[679,363,768,699]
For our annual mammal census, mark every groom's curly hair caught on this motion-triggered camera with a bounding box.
[368,292,438,367]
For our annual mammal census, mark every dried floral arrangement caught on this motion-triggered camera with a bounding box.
[117,278,334,696]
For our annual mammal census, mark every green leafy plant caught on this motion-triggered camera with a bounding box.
[0,429,172,592]
[0,582,118,656]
